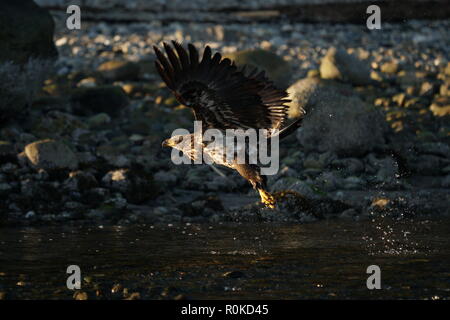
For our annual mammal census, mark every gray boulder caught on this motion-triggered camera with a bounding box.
[294,86,388,156]
[97,60,141,81]
[286,77,354,118]
[320,47,372,85]
[24,139,78,170]
[70,86,129,116]
[102,168,158,204]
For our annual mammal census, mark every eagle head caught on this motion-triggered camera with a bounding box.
[161,135,185,148]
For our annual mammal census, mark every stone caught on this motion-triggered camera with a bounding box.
[32,111,86,139]
[65,170,98,191]
[97,60,140,81]
[0,1,57,65]
[24,139,78,170]
[319,47,372,85]
[392,93,406,107]
[380,61,399,74]
[419,82,435,96]
[224,49,291,88]
[286,77,353,118]
[102,168,158,204]
[429,96,450,117]
[409,154,447,175]
[70,86,129,116]
[295,91,387,157]
[87,113,111,128]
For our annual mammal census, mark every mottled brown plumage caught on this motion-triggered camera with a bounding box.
[155,42,303,208]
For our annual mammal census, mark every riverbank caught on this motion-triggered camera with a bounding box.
[0,17,449,226]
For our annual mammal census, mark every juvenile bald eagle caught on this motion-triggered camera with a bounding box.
[154,41,302,208]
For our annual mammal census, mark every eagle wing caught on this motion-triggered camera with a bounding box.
[153,41,290,131]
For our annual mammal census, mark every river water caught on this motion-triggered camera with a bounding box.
[0,217,449,299]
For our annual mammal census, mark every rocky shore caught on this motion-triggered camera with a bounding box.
[0,2,449,226]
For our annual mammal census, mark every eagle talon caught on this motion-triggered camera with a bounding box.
[258,189,276,209]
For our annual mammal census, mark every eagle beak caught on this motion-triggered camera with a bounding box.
[162,139,171,148]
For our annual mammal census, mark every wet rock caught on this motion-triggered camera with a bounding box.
[417,142,450,158]
[296,93,387,157]
[101,168,158,204]
[179,194,223,217]
[303,154,325,170]
[224,49,291,88]
[319,47,372,85]
[73,291,88,300]
[70,85,129,117]
[316,171,342,191]
[332,157,364,174]
[366,154,398,182]
[343,176,366,190]
[287,180,324,200]
[409,154,447,176]
[97,60,140,81]
[64,170,98,191]
[222,271,245,278]
[24,139,78,170]
[0,1,57,65]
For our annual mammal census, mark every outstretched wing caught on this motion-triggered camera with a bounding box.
[153,41,290,131]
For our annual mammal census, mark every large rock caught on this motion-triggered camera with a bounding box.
[102,168,158,204]
[70,86,129,116]
[293,84,388,156]
[286,77,354,118]
[320,47,372,86]
[24,139,78,170]
[0,1,57,65]
[224,49,291,88]
[97,60,141,81]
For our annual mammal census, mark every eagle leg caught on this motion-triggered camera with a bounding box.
[233,163,276,209]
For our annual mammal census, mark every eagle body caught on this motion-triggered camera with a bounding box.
[155,42,303,208]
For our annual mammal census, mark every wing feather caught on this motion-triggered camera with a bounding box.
[154,42,290,131]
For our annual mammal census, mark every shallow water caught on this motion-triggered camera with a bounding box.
[0,217,449,299]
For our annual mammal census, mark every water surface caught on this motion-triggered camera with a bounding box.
[0,217,449,299]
